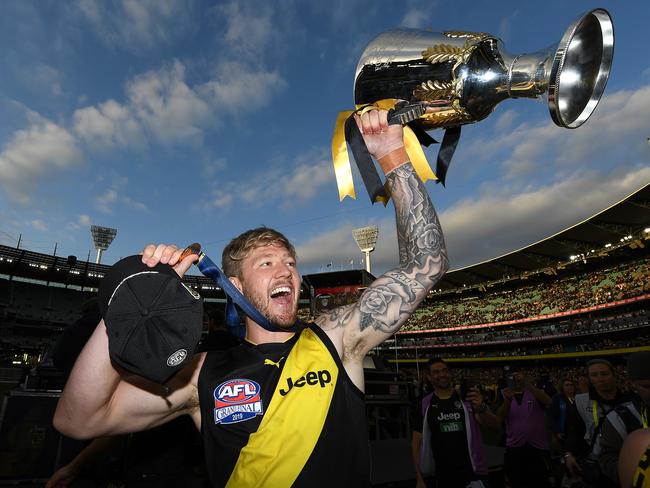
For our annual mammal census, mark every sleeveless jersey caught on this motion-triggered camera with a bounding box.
[197,323,370,487]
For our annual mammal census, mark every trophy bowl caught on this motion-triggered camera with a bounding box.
[353,8,614,130]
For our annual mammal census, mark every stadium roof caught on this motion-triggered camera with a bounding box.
[438,183,650,290]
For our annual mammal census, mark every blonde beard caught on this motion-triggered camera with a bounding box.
[242,285,297,328]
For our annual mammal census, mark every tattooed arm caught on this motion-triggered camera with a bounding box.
[316,109,448,379]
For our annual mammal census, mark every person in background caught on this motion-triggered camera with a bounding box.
[599,352,650,484]
[564,359,633,487]
[412,358,500,488]
[496,366,553,488]
[550,377,578,448]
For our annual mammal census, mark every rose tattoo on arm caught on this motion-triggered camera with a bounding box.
[357,164,448,334]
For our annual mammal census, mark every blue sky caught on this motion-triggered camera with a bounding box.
[1,0,649,277]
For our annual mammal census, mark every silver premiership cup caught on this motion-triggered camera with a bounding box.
[354,8,614,130]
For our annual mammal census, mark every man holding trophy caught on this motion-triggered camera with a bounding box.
[53,108,449,487]
[53,6,615,486]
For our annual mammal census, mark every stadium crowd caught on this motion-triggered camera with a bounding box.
[392,309,648,348]
[405,259,649,331]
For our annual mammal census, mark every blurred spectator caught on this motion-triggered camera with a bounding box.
[564,359,633,487]
[496,366,553,488]
[550,376,577,445]
[599,352,650,484]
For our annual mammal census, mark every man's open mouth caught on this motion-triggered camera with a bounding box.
[270,286,292,305]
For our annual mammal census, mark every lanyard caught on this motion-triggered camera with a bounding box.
[642,406,648,429]
[592,400,600,427]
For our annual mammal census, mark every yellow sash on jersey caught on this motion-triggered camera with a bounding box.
[226,328,338,487]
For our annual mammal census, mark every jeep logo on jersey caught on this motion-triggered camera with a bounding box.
[167,349,187,366]
[213,379,263,424]
[437,411,462,421]
[279,370,332,396]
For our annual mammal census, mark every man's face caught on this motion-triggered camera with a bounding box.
[588,363,616,394]
[513,371,525,388]
[563,380,576,396]
[428,362,452,390]
[632,379,650,405]
[233,244,301,328]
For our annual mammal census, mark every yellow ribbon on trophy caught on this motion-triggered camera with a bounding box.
[331,98,437,205]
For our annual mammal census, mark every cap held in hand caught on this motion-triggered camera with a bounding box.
[98,255,203,384]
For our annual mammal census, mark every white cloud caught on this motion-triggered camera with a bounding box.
[66,213,93,231]
[439,166,650,270]
[202,193,234,210]
[19,63,64,97]
[126,61,212,145]
[199,149,333,213]
[29,219,48,231]
[200,61,286,113]
[494,110,518,132]
[76,0,195,53]
[292,164,650,275]
[217,1,276,59]
[400,8,430,29]
[73,99,144,148]
[0,113,83,204]
[457,84,650,184]
[203,158,227,178]
[96,189,118,214]
[94,181,148,214]
[122,195,148,212]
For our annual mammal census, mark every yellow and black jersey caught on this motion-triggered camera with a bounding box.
[197,323,370,487]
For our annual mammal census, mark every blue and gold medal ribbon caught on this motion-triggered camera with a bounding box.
[332,99,438,205]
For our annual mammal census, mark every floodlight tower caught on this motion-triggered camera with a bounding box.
[352,225,379,274]
[91,225,118,264]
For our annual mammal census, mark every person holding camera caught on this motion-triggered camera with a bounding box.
[412,359,500,488]
[564,359,633,487]
[496,366,553,488]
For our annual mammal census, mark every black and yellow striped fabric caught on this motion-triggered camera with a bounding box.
[198,324,369,487]
[633,443,650,488]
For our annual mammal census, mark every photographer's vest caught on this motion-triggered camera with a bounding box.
[198,324,369,487]
[575,392,612,456]
[604,400,646,443]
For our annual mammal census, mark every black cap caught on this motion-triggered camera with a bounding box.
[98,255,203,384]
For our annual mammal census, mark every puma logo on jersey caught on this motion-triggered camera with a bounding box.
[279,369,331,396]
[264,357,284,368]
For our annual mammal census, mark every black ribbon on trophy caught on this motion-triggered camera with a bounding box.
[332,8,614,204]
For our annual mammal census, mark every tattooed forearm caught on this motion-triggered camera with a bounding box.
[356,163,448,335]
[386,164,447,277]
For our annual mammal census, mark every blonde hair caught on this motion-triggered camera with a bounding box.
[222,227,296,278]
